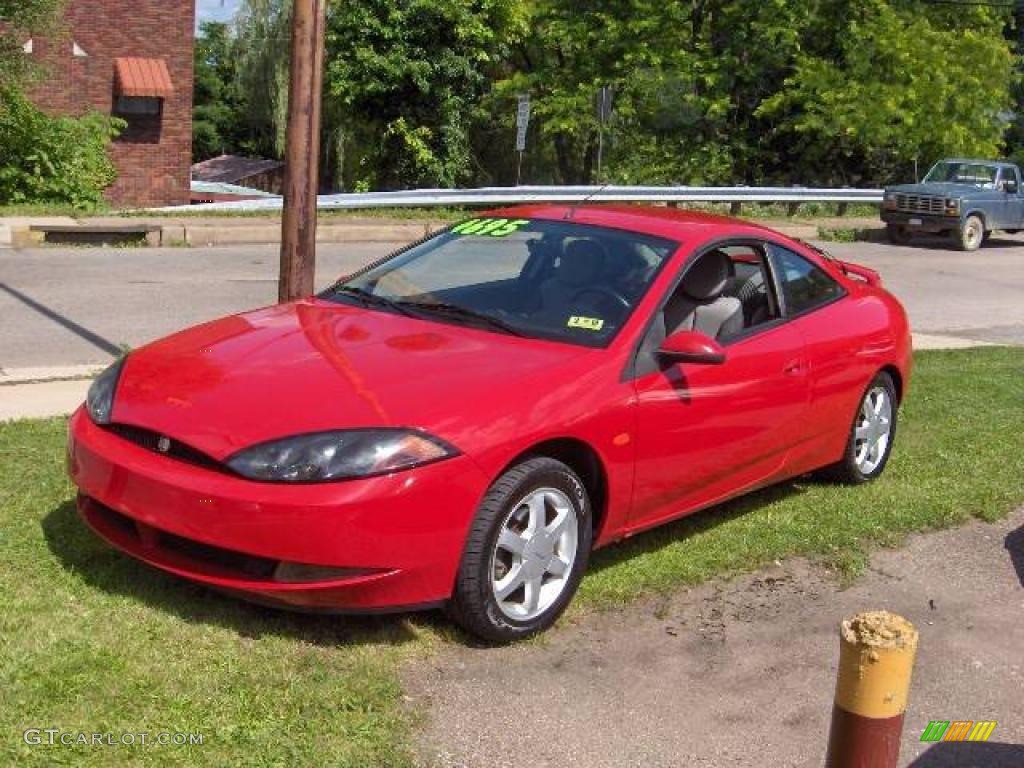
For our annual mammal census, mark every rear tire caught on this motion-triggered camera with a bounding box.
[448,457,592,643]
[886,223,911,245]
[818,371,898,484]
[955,215,985,251]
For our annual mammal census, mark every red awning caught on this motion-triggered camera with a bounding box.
[114,57,174,98]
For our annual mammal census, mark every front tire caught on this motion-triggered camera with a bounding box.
[818,371,898,484]
[955,215,985,251]
[448,457,593,643]
[886,223,911,245]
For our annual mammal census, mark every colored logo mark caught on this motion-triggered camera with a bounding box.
[920,720,997,742]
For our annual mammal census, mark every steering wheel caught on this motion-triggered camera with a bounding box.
[569,286,631,312]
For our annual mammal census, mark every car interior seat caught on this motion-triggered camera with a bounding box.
[663,249,744,340]
[723,269,772,327]
[539,239,607,311]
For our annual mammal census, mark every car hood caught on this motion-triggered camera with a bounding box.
[885,182,984,197]
[111,299,592,459]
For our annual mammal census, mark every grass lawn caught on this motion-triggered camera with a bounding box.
[2,347,1022,765]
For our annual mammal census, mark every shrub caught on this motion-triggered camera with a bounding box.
[0,86,124,210]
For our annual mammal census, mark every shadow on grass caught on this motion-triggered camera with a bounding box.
[588,480,807,576]
[42,499,455,649]
[43,480,811,648]
[907,742,1024,767]
[1005,524,1024,589]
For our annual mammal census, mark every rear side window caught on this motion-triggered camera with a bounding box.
[770,246,844,316]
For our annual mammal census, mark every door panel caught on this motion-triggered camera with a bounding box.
[629,322,809,532]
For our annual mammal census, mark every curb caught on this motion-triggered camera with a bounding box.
[2,219,450,248]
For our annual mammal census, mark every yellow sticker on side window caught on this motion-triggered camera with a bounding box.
[567,316,605,331]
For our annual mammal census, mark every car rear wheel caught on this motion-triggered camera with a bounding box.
[448,457,592,643]
[818,371,898,484]
[886,223,911,245]
[956,215,985,251]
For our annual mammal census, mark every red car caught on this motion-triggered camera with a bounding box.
[68,206,911,642]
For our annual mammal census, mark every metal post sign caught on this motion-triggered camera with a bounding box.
[515,94,531,152]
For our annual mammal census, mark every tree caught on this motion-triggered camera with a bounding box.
[0,0,123,208]
[193,21,248,161]
[0,0,62,86]
[325,0,526,189]
[0,87,122,208]
[757,0,1015,185]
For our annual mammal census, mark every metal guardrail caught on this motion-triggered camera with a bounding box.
[165,184,884,213]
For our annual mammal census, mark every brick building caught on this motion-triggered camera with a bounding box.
[25,0,195,207]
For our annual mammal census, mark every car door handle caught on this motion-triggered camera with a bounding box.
[783,359,804,376]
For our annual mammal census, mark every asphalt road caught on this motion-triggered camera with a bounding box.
[1,235,1023,369]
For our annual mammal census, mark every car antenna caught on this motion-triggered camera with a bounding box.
[564,183,610,220]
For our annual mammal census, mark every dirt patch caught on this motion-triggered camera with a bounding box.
[406,509,1024,768]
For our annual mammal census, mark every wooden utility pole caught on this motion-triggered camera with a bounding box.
[279,0,327,303]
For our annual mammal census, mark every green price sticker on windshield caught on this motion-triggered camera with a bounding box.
[451,218,530,237]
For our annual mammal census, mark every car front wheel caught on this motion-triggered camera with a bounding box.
[448,457,592,643]
[819,371,898,484]
[886,223,911,245]
[956,215,985,251]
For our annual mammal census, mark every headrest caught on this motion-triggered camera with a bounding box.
[558,239,605,286]
[681,249,733,301]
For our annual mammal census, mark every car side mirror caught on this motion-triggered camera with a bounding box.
[657,330,726,365]
[1006,180,1018,194]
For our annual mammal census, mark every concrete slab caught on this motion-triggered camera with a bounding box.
[0,364,102,385]
[912,334,997,350]
[0,379,88,422]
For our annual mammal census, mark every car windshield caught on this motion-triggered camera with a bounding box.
[923,161,1000,188]
[325,217,678,347]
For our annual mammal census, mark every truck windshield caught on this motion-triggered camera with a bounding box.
[923,161,999,188]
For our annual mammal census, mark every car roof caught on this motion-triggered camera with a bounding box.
[480,203,787,243]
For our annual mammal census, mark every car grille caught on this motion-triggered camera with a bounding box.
[894,194,945,214]
[105,423,224,472]
[85,497,279,579]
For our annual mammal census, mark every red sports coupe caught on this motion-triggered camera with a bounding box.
[68,206,911,641]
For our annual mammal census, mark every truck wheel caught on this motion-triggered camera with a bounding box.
[956,215,985,251]
[886,223,911,245]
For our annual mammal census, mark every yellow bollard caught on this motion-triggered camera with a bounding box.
[825,611,919,768]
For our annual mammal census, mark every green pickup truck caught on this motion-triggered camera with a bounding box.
[880,158,1023,251]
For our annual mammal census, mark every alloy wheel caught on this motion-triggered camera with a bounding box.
[854,385,892,475]
[490,488,579,621]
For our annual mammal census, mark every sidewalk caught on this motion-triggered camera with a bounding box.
[0,214,883,249]
[0,215,447,248]
[0,333,997,423]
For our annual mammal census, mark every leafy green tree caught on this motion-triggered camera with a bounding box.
[758,0,1014,185]
[325,0,526,189]
[0,87,123,208]
[0,0,63,85]
[1,0,123,207]
[193,21,249,161]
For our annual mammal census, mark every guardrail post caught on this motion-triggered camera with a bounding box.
[786,202,800,216]
[825,611,919,768]
[837,202,848,216]
[729,202,742,216]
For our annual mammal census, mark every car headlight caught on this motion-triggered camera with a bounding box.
[225,429,458,483]
[85,358,126,425]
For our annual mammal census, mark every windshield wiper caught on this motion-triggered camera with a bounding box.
[397,300,525,337]
[333,286,415,317]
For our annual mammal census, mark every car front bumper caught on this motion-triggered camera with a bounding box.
[880,210,960,233]
[67,407,489,611]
